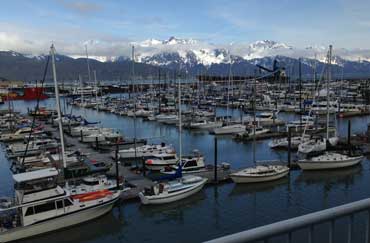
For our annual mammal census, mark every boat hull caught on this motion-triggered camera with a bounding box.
[297,157,363,170]
[139,179,207,205]
[0,198,118,243]
[230,169,289,183]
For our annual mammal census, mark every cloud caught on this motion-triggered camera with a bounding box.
[56,0,103,15]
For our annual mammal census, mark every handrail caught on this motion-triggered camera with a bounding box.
[204,198,370,243]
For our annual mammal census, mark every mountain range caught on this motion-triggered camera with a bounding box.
[1,37,370,81]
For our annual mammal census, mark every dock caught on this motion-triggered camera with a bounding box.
[39,118,234,201]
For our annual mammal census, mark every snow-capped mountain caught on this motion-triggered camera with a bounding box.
[3,37,370,80]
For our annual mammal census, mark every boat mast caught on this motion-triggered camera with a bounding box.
[79,75,84,105]
[226,50,231,124]
[327,45,332,141]
[85,44,91,84]
[132,45,137,162]
[50,44,67,169]
[93,70,98,109]
[178,71,182,165]
[253,78,256,165]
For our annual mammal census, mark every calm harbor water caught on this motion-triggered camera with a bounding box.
[1,98,370,243]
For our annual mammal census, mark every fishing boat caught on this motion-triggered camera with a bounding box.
[139,175,207,205]
[297,152,364,170]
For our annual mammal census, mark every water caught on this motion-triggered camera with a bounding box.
[1,99,370,243]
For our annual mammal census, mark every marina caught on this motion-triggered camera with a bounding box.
[2,9,370,241]
[1,75,370,242]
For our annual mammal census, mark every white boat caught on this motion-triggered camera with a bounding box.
[70,126,101,137]
[7,139,58,157]
[243,112,283,126]
[189,120,222,130]
[298,136,339,154]
[0,168,120,242]
[212,124,246,135]
[138,175,207,205]
[230,165,290,183]
[0,127,41,142]
[160,152,206,174]
[297,152,364,170]
[115,144,175,159]
[269,135,310,149]
[145,153,178,171]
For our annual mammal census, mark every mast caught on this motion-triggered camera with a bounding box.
[85,44,91,84]
[50,44,67,169]
[132,45,137,162]
[226,50,231,123]
[253,78,257,165]
[79,75,84,105]
[299,58,302,129]
[93,70,98,109]
[178,72,182,165]
[326,45,333,140]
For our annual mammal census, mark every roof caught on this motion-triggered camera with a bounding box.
[13,168,58,183]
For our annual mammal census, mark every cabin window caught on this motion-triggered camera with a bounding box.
[164,156,176,160]
[64,199,73,206]
[25,206,34,216]
[56,200,64,209]
[184,160,198,168]
[34,201,56,214]
[84,180,99,186]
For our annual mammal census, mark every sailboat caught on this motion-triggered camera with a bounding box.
[0,45,121,242]
[211,51,246,135]
[297,45,364,170]
[230,78,289,184]
[139,71,207,205]
[298,45,339,154]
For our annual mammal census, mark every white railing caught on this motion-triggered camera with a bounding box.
[205,198,370,243]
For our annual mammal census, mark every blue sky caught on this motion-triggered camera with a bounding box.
[1,0,370,55]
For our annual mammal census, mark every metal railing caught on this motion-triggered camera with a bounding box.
[205,198,370,243]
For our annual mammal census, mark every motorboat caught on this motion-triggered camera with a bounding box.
[145,153,178,171]
[212,124,246,135]
[269,135,310,150]
[230,164,290,183]
[0,168,120,242]
[139,175,207,205]
[7,139,59,157]
[0,127,43,142]
[189,120,222,130]
[115,144,175,160]
[297,152,364,170]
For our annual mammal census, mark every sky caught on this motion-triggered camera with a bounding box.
[1,0,370,56]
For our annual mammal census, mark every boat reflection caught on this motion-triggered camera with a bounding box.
[229,177,289,197]
[20,209,123,243]
[295,164,362,186]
